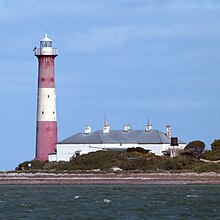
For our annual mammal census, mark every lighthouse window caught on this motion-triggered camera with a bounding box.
[42,111,44,115]
[42,78,44,81]
[53,111,55,114]
[48,95,50,98]
[51,78,54,82]
[41,41,52,47]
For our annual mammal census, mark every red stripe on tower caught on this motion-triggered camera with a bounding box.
[34,34,58,160]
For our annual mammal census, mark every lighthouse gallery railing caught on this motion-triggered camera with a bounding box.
[34,48,58,56]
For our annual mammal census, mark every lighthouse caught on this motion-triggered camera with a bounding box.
[34,34,58,160]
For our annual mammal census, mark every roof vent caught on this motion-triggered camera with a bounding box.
[166,124,171,138]
[84,125,92,134]
[146,122,152,132]
[123,124,130,132]
[103,123,110,134]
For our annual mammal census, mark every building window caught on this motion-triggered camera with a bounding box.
[42,78,44,81]
[42,111,44,114]
[48,95,50,98]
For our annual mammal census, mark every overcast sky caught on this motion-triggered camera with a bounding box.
[0,0,220,170]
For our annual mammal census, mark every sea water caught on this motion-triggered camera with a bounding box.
[0,185,219,219]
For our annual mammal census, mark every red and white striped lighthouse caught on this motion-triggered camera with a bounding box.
[34,34,58,160]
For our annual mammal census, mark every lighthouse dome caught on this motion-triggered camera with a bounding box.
[41,33,52,42]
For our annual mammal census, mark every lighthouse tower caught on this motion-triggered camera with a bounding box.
[34,34,58,160]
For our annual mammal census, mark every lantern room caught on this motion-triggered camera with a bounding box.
[40,33,52,48]
[34,33,58,56]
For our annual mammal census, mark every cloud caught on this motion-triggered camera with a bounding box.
[65,21,219,54]
[104,99,219,111]
[66,26,131,53]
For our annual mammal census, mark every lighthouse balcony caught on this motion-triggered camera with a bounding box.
[34,48,58,56]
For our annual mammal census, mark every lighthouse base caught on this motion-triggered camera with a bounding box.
[35,121,58,161]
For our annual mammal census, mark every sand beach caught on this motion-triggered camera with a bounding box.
[0,172,220,185]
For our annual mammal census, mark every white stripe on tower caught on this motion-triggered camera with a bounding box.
[37,88,57,121]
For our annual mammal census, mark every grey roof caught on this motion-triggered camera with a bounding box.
[58,130,185,145]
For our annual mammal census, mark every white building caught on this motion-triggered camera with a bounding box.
[49,123,186,162]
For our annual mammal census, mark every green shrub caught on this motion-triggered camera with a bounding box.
[193,163,220,173]
[203,150,220,161]
[211,139,220,151]
[66,150,128,170]
[158,157,202,171]
[16,160,47,170]
[126,147,150,154]
[15,149,220,173]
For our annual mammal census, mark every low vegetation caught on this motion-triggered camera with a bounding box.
[16,141,220,173]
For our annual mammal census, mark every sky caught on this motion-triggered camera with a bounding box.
[0,0,220,170]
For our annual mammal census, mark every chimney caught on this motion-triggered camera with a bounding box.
[103,114,110,134]
[123,124,130,132]
[103,123,110,134]
[146,122,152,132]
[84,125,92,134]
[166,124,171,138]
